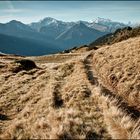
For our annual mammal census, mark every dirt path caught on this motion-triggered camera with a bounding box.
[83,52,99,86]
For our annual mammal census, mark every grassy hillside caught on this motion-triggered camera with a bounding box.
[0,53,111,139]
[89,26,140,49]
[92,36,140,139]
[0,36,139,139]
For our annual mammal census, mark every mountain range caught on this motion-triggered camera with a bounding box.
[0,17,132,56]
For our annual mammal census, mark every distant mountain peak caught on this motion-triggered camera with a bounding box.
[41,17,57,22]
[6,20,30,30]
[94,17,112,23]
[33,17,75,26]
[8,20,23,25]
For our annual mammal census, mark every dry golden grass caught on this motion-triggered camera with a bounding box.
[98,88,139,139]
[92,36,140,139]
[0,36,140,139]
[93,36,140,111]
[0,53,110,139]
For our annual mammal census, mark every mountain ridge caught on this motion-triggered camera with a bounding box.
[0,17,134,56]
[29,17,130,33]
[56,22,108,48]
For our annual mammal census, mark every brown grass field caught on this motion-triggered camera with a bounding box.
[0,36,140,139]
[92,36,140,139]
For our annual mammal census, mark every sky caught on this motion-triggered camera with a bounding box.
[0,1,140,24]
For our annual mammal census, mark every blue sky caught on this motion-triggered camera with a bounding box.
[0,1,140,24]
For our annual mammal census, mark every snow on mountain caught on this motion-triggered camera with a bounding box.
[39,18,75,38]
[91,17,127,32]
[29,17,130,34]
[30,17,75,32]
[94,17,112,24]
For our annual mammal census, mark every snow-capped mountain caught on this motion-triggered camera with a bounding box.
[90,17,127,32]
[30,17,75,32]
[0,17,133,56]
[39,19,75,38]
[29,17,129,39]
[94,17,112,24]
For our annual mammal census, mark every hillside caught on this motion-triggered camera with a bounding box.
[0,34,60,56]
[89,26,140,50]
[92,36,140,139]
[0,36,139,139]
